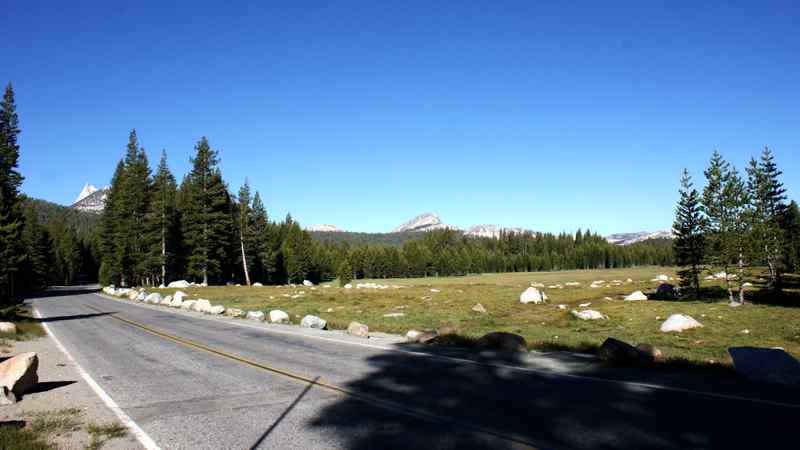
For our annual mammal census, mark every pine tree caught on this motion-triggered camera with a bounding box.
[147,150,178,285]
[780,200,800,273]
[672,169,704,297]
[117,130,152,285]
[337,256,353,287]
[248,191,273,283]
[283,222,312,283]
[181,137,233,285]
[99,160,127,285]
[237,180,252,286]
[746,147,787,288]
[20,207,54,289]
[0,83,25,302]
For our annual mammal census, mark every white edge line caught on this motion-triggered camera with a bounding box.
[95,293,800,410]
[32,305,161,450]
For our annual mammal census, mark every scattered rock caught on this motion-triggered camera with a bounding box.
[472,303,487,313]
[624,291,648,301]
[655,274,669,282]
[246,311,265,321]
[168,280,191,288]
[347,321,369,337]
[579,302,591,307]
[0,322,17,334]
[519,287,546,304]
[636,343,663,362]
[192,299,212,313]
[557,304,567,310]
[169,295,184,308]
[660,314,703,332]
[300,315,327,330]
[565,282,580,286]
[382,312,405,318]
[136,292,147,301]
[180,300,197,310]
[269,310,290,324]
[1,386,16,405]
[225,308,244,317]
[0,352,38,398]
[406,329,438,344]
[603,297,613,301]
[144,292,162,304]
[430,289,440,293]
[344,283,353,289]
[208,305,225,315]
[475,332,528,353]
[253,282,263,287]
[405,330,422,342]
[160,295,173,305]
[530,282,545,288]
[598,338,641,364]
[729,347,800,386]
[571,310,607,320]
[303,280,314,287]
[127,291,139,301]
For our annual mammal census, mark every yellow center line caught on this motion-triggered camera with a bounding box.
[83,303,539,449]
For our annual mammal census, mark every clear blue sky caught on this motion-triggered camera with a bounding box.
[4,1,799,234]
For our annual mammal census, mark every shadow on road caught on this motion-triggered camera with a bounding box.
[306,347,797,450]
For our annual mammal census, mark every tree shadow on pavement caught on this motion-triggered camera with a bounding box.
[307,346,798,450]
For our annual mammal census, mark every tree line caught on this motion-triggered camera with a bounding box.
[672,148,797,303]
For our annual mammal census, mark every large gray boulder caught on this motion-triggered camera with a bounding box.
[519,287,547,304]
[660,314,703,332]
[300,315,327,330]
[598,338,641,364]
[624,291,648,301]
[160,295,173,305]
[347,321,369,338]
[0,352,38,399]
[246,311,265,321]
[303,280,314,287]
[168,280,191,288]
[192,299,212,313]
[269,310,290,324]
[225,308,244,317]
[406,329,438,344]
[0,322,17,334]
[475,332,528,353]
[729,347,800,386]
[208,305,225,315]
[571,309,607,320]
[180,300,197,310]
[144,292,162,304]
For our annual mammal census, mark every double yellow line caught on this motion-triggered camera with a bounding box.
[85,302,539,449]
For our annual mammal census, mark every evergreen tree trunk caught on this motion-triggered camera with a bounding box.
[240,233,250,286]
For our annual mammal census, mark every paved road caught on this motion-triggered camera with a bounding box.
[28,287,799,450]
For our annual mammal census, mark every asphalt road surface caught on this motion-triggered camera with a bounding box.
[27,287,799,450]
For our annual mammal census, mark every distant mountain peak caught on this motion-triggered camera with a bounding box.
[72,184,109,212]
[392,213,452,233]
[306,224,341,232]
[605,230,673,245]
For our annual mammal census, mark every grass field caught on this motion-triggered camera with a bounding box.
[0,305,45,354]
[156,267,800,366]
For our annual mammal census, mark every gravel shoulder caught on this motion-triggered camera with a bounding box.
[0,335,142,450]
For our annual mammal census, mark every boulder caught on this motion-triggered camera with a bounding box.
[344,283,353,289]
[127,291,139,301]
[158,283,166,289]
[225,308,244,317]
[472,303,487,314]
[0,322,17,334]
[136,292,147,301]
[655,274,669,282]
[246,311,265,321]
[192,299,212,313]
[300,315,327,330]
[624,291,648,301]
[161,295,173,305]
[252,282,263,287]
[1,386,16,405]
[636,343,664,362]
[208,305,225,315]
[347,321,369,338]
[382,312,405,318]
[173,291,188,302]
[406,329,438,344]
[0,352,39,397]
[598,338,641,364]
[144,292,162,304]
[519,287,546,304]
[660,314,703,332]
[269,310,290,324]
[168,280,191,288]
[169,296,183,308]
[475,332,528,353]
[729,347,800,386]
[571,310,607,320]
[180,300,197,310]
[303,280,314,287]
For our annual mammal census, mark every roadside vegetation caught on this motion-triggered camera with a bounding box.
[0,305,45,354]
[157,266,800,366]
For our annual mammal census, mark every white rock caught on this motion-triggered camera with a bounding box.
[344,283,353,289]
[253,282,264,287]
[557,304,567,310]
[571,310,607,320]
[168,280,191,288]
[530,282,545,288]
[655,275,669,282]
[579,302,591,307]
[158,283,166,289]
[300,315,327,329]
[144,292,162,304]
[347,321,369,337]
[169,296,183,308]
[660,314,703,332]
[624,291,648,301]
[383,312,405,318]
[208,305,225,315]
[173,291,188,302]
[0,322,17,334]
[0,352,38,397]
[136,292,147,301]
[303,280,314,287]
[565,282,580,286]
[193,299,212,313]
[472,303,487,313]
[225,308,244,317]
[519,287,546,304]
[246,311,265,321]
[430,289,440,293]
[269,310,290,324]
[161,295,173,305]
[181,300,197,310]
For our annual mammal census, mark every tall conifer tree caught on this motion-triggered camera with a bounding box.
[672,169,704,296]
[147,150,178,284]
[0,83,25,302]
[237,180,252,286]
